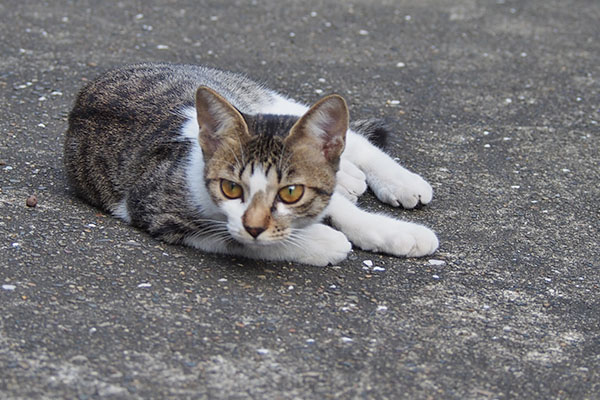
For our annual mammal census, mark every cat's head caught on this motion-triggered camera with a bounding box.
[195,87,348,247]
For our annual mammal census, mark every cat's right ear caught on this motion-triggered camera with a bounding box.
[195,87,250,159]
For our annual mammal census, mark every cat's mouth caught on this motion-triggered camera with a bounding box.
[229,229,290,247]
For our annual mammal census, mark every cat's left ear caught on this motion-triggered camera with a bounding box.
[195,87,250,160]
[285,95,349,165]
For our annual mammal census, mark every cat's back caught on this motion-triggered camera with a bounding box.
[69,63,273,121]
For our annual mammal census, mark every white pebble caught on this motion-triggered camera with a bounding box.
[2,284,16,291]
[396,62,406,68]
[37,123,46,128]
[428,259,446,266]
[137,283,151,288]
[256,348,269,355]
[505,98,513,104]
[511,185,520,189]
[376,305,388,311]
[218,278,227,282]
[358,29,369,35]
[341,337,353,343]
[372,266,386,272]
[38,96,47,101]
[156,44,169,50]
[389,100,400,105]
[11,243,20,248]
[432,274,440,279]
[317,77,326,83]
[306,338,315,343]
[362,260,373,267]
[314,89,323,94]
[484,144,491,148]
[288,285,294,290]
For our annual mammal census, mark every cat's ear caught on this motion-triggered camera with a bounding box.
[285,95,349,164]
[195,87,250,159]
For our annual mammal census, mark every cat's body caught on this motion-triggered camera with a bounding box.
[64,63,438,266]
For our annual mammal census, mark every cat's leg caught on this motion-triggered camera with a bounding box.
[341,130,433,209]
[326,192,438,257]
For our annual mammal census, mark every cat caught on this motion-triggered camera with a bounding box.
[64,63,438,266]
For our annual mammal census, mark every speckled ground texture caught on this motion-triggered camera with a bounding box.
[1,0,598,399]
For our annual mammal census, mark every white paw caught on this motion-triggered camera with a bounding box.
[295,224,352,266]
[336,159,367,203]
[349,218,438,258]
[368,167,433,209]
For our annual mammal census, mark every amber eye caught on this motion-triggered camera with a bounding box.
[220,179,243,200]
[278,185,305,204]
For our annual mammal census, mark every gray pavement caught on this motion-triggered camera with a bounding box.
[1,0,599,398]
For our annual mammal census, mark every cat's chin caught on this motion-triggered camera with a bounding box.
[232,235,288,248]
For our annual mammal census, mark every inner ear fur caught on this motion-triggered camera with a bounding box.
[284,94,349,164]
[195,86,250,159]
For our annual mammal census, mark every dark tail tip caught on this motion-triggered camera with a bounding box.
[349,118,393,149]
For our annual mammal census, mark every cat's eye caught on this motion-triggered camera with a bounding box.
[220,179,243,200]
[278,185,305,204]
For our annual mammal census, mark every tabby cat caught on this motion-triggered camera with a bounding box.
[64,63,438,266]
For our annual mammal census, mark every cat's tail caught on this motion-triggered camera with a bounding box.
[349,118,391,149]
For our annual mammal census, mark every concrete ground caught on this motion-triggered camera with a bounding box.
[1,0,598,398]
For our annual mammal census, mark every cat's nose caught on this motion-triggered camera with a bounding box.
[244,226,266,239]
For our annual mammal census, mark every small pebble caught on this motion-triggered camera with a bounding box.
[256,348,269,355]
[26,195,38,207]
[376,305,388,311]
[341,337,353,343]
[137,283,151,288]
[2,284,16,291]
[372,266,386,272]
[362,260,373,267]
[428,259,446,266]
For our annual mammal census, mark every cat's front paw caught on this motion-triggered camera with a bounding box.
[295,224,352,266]
[336,159,367,203]
[352,220,438,258]
[368,168,433,209]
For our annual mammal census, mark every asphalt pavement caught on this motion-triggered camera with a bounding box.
[1,0,599,398]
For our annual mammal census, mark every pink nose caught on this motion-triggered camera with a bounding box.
[245,226,266,238]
